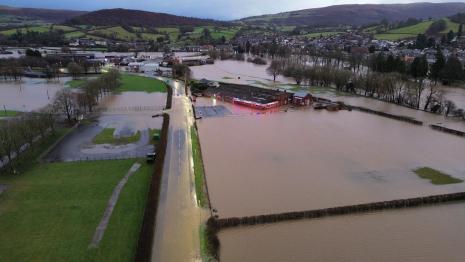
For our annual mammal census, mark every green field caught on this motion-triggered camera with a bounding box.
[414,167,463,185]
[0,159,152,261]
[375,20,433,41]
[305,31,343,38]
[0,25,51,36]
[90,26,138,41]
[0,110,20,117]
[157,27,180,41]
[66,79,87,88]
[65,31,86,39]
[441,18,460,33]
[191,126,208,208]
[93,128,141,145]
[375,18,461,41]
[119,74,167,93]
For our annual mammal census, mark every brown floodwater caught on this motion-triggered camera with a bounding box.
[97,91,166,113]
[197,107,465,218]
[0,77,68,111]
[219,202,465,262]
[192,61,465,132]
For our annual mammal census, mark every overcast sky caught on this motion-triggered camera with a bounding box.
[2,0,462,20]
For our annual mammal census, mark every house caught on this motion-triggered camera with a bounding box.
[292,92,313,106]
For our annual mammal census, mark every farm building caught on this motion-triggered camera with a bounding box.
[202,82,291,110]
[292,92,313,106]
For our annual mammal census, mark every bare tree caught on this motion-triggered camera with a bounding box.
[266,60,282,82]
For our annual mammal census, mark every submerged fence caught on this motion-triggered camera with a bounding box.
[350,106,423,125]
[430,124,465,137]
[134,113,170,262]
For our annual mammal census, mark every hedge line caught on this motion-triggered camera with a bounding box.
[134,113,170,262]
[430,124,465,137]
[214,192,465,229]
[351,106,423,125]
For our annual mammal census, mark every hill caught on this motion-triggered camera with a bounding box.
[66,8,227,27]
[0,6,85,23]
[374,18,460,41]
[239,2,465,27]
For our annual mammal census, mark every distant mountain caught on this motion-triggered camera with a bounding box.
[0,6,86,23]
[66,8,227,27]
[239,2,465,27]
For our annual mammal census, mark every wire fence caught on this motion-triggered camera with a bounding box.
[55,151,150,163]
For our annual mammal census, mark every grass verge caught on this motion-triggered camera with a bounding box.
[414,167,463,185]
[0,159,152,261]
[93,128,141,145]
[191,126,208,208]
[199,224,216,262]
[119,74,167,93]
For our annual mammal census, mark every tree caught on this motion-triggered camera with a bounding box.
[447,30,455,43]
[172,64,191,80]
[53,89,77,124]
[415,34,428,49]
[25,49,41,57]
[430,47,445,83]
[266,60,282,82]
[67,62,83,79]
[458,24,463,37]
[442,56,464,84]
[410,55,428,108]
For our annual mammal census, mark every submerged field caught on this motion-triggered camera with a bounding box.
[0,159,152,261]
[219,202,465,262]
[196,106,465,218]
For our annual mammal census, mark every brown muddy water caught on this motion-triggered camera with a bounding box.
[98,91,166,113]
[192,61,465,132]
[219,202,465,262]
[196,106,465,218]
[0,77,68,111]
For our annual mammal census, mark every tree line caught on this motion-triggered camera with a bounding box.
[0,52,103,81]
[268,58,465,118]
[54,69,122,123]
[0,108,56,174]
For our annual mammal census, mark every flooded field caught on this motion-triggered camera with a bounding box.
[0,77,68,111]
[196,106,465,218]
[98,91,166,113]
[191,59,294,86]
[192,60,465,132]
[219,203,465,262]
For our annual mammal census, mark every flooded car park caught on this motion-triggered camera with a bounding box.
[45,91,166,162]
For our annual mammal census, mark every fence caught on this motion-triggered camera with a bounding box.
[95,106,163,113]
